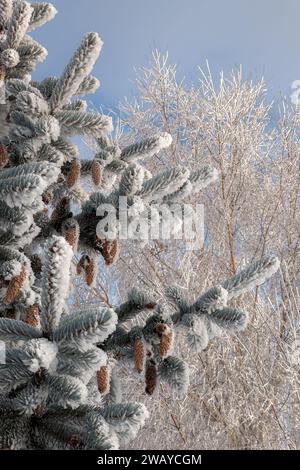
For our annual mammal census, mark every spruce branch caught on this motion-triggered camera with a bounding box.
[27,2,57,32]
[0,0,13,28]
[5,1,32,50]
[137,166,190,201]
[75,75,100,95]
[47,375,87,408]
[191,285,228,315]
[209,307,248,331]
[115,288,157,323]
[49,32,103,111]
[52,307,117,344]
[40,236,73,335]
[121,133,172,162]
[101,403,149,444]
[189,165,219,192]
[119,163,144,196]
[0,317,41,342]
[54,110,113,137]
[0,364,33,394]
[158,356,189,396]
[223,255,280,299]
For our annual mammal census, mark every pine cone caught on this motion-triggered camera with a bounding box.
[160,328,174,358]
[76,255,86,275]
[154,323,168,337]
[134,338,145,373]
[68,435,81,449]
[0,144,8,169]
[25,304,39,328]
[91,161,102,186]
[62,219,79,251]
[96,366,109,394]
[3,266,26,305]
[99,239,119,265]
[145,359,157,395]
[51,197,72,232]
[154,323,174,358]
[145,302,156,309]
[76,255,96,286]
[66,159,81,188]
[42,190,53,205]
[85,257,96,286]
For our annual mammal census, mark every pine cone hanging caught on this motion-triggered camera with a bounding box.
[68,435,81,449]
[84,256,96,286]
[25,304,39,328]
[159,328,174,358]
[134,338,145,373]
[145,359,157,395]
[97,239,119,265]
[154,323,174,358]
[3,266,26,305]
[76,255,96,286]
[62,219,80,251]
[76,255,86,275]
[96,365,109,394]
[51,197,71,230]
[42,190,53,205]
[66,159,81,188]
[0,144,8,168]
[91,160,102,186]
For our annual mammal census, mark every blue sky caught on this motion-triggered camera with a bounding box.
[31,0,300,110]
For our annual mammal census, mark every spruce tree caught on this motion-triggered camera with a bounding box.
[0,1,279,449]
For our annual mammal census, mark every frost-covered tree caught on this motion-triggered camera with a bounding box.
[0,1,280,450]
[0,236,149,449]
[0,1,148,450]
[114,52,297,450]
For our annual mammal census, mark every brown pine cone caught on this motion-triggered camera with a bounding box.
[76,255,86,275]
[96,365,109,394]
[154,323,174,358]
[134,338,145,373]
[25,304,39,328]
[91,161,102,186]
[98,239,119,265]
[3,266,26,305]
[159,327,174,358]
[66,159,81,188]
[85,257,96,286]
[145,359,157,395]
[62,219,79,251]
[68,435,81,449]
[0,144,8,168]
[42,190,53,205]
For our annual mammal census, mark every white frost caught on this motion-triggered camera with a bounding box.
[158,132,173,150]
[24,338,58,373]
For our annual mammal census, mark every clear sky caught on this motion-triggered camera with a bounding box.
[30,0,300,110]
